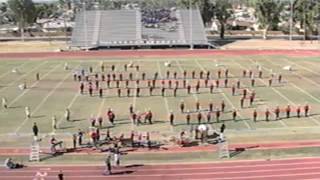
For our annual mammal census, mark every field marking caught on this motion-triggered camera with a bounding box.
[0,61,28,79]
[56,93,81,129]
[194,59,252,130]
[0,61,48,94]
[231,58,288,127]
[156,60,172,130]
[269,57,320,103]
[283,58,320,76]
[4,63,61,108]
[14,67,74,134]
[247,57,320,126]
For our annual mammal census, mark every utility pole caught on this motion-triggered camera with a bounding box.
[189,0,193,50]
[289,0,293,41]
[83,2,89,50]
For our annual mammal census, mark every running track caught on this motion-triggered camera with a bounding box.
[2,157,320,179]
[0,49,320,60]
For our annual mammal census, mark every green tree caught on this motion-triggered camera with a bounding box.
[293,0,320,40]
[178,0,215,25]
[255,0,284,39]
[8,0,37,40]
[214,0,233,39]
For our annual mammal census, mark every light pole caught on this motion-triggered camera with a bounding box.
[189,0,193,50]
[289,0,293,41]
[83,2,88,50]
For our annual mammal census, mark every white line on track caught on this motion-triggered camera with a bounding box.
[14,66,73,134]
[0,61,48,94]
[4,167,320,179]
[195,59,251,130]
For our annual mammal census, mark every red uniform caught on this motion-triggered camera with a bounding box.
[117,88,121,97]
[286,105,291,118]
[196,101,200,111]
[197,112,202,124]
[169,113,174,125]
[275,107,280,119]
[225,69,229,78]
[218,70,221,79]
[232,110,237,120]
[210,83,214,94]
[296,107,301,118]
[180,102,185,113]
[186,113,191,124]
[199,71,203,79]
[231,85,236,96]
[265,109,270,121]
[221,101,225,112]
[304,104,309,117]
[253,110,257,122]
[187,85,191,94]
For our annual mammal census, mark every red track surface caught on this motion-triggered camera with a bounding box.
[2,140,320,156]
[0,49,320,60]
[2,157,320,179]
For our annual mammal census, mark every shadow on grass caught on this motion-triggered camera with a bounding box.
[9,106,22,109]
[58,126,75,130]
[230,148,246,158]
[32,115,46,119]
[72,118,86,122]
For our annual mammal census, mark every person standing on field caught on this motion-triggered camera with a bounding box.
[65,108,70,121]
[52,115,57,130]
[25,106,31,118]
[2,97,7,109]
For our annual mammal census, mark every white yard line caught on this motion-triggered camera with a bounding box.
[0,61,48,94]
[156,60,172,130]
[6,63,61,107]
[232,58,288,128]
[247,57,320,126]
[268,57,320,103]
[194,59,252,130]
[0,62,28,79]
[14,68,73,134]
[283,58,320,76]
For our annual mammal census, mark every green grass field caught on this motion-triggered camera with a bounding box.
[1,54,320,148]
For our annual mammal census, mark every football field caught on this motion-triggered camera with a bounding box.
[0,53,320,148]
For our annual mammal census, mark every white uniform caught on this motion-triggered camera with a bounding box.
[2,98,7,108]
[52,116,57,130]
[25,107,30,118]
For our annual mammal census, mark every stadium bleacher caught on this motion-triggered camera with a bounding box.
[71,9,208,49]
